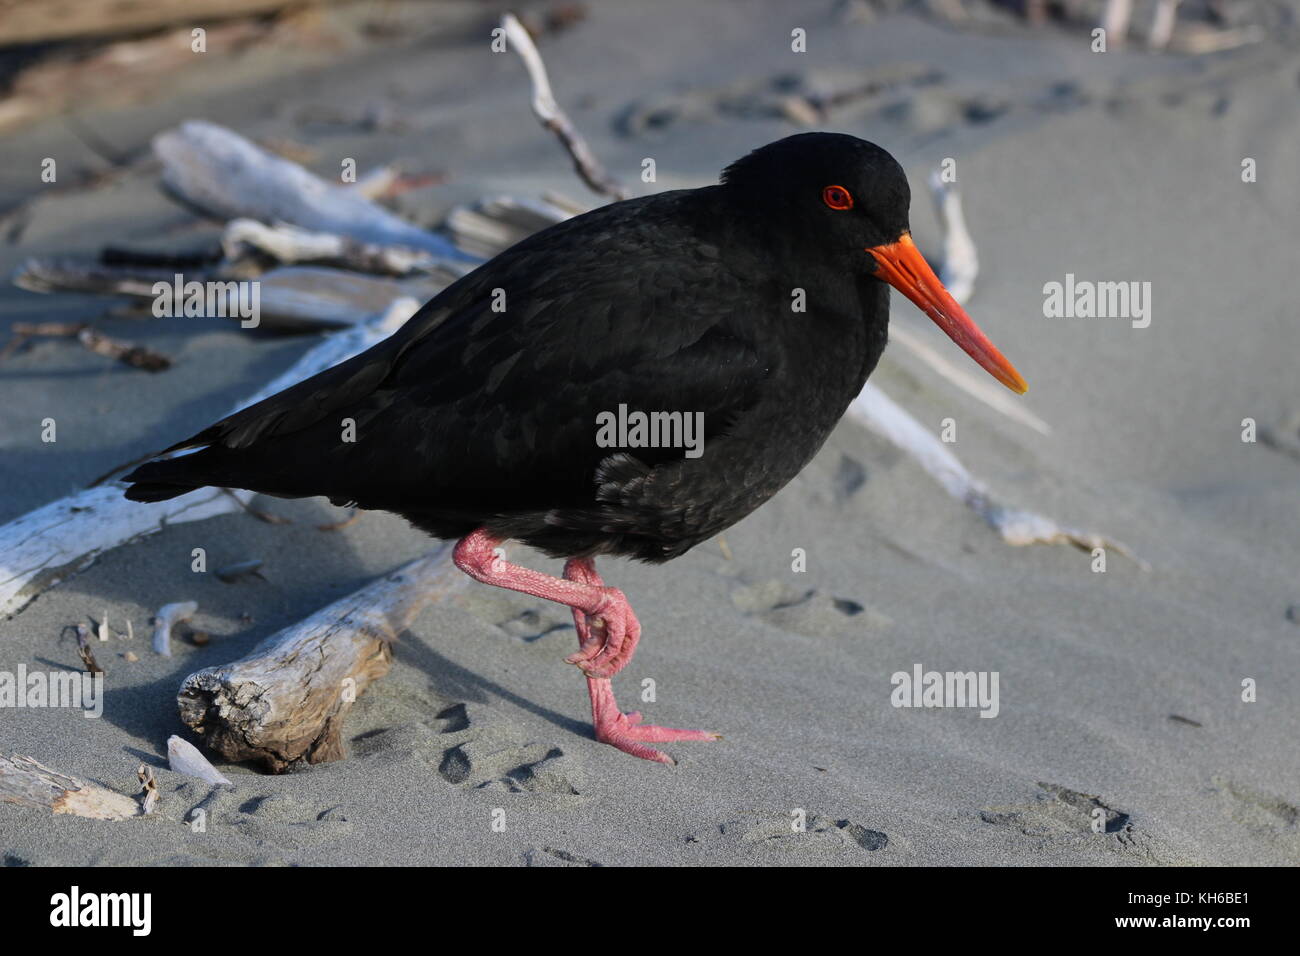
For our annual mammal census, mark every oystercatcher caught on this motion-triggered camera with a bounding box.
[125,132,1026,764]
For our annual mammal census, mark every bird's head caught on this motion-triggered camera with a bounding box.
[721,132,1027,394]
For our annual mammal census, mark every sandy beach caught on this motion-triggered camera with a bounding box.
[1,0,1298,867]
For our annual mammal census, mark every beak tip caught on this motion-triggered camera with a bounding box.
[1000,370,1028,395]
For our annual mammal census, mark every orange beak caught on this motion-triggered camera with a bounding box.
[867,233,1027,394]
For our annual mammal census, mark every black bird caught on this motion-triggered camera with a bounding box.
[125,132,1026,764]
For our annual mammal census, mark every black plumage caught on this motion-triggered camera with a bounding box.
[125,133,915,562]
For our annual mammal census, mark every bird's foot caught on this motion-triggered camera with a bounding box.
[588,679,719,766]
[564,586,641,680]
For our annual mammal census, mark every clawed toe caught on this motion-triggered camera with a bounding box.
[594,709,720,764]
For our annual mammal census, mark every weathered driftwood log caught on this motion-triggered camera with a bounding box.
[177,545,469,772]
[222,220,471,281]
[0,753,140,820]
[154,121,471,262]
[0,298,418,619]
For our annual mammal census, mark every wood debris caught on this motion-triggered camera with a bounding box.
[2,322,172,372]
[153,120,470,260]
[500,13,628,201]
[151,601,197,657]
[66,623,105,674]
[136,764,160,815]
[178,545,470,772]
[0,754,139,821]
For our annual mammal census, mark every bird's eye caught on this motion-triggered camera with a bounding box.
[822,185,853,211]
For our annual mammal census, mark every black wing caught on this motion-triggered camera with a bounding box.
[125,189,770,520]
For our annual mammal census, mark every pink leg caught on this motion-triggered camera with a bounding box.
[454,529,631,679]
[453,529,717,765]
[563,556,719,766]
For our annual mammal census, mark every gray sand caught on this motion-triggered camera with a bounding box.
[1,0,1297,866]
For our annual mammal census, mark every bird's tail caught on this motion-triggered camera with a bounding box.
[122,451,222,502]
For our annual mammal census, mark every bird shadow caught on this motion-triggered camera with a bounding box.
[395,624,593,742]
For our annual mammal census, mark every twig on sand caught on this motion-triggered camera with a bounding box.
[1147,0,1182,49]
[927,169,978,305]
[1101,0,1134,45]
[66,622,105,674]
[0,753,140,820]
[0,297,420,619]
[2,321,172,371]
[177,545,471,772]
[847,385,1149,568]
[135,764,159,814]
[501,13,629,202]
[151,601,197,657]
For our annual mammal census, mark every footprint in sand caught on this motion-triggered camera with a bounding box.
[135,780,354,860]
[1209,775,1300,858]
[731,579,890,638]
[687,811,888,858]
[352,700,583,797]
[979,782,1176,862]
[1260,411,1300,461]
[522,846,603,867]
[217,792,355,851]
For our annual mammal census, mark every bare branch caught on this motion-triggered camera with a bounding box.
[502,13,629,201]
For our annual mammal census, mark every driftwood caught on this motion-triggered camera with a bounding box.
[1,321,172,371]
[501,13,628,202]
[0,298,418,619]
[0,753,140,820]
[14,254,446,333]
[846,385,1148,566]
[13,261,183,297]
[0,0,333,45]
[151,601,196,657]
[445,194,584,259]
[177,545,469,772]
[221,219,470,281]
[136,764,160,814]
[154,121,471,262]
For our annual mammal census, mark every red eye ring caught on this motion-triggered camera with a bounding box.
[822,184,853,211]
